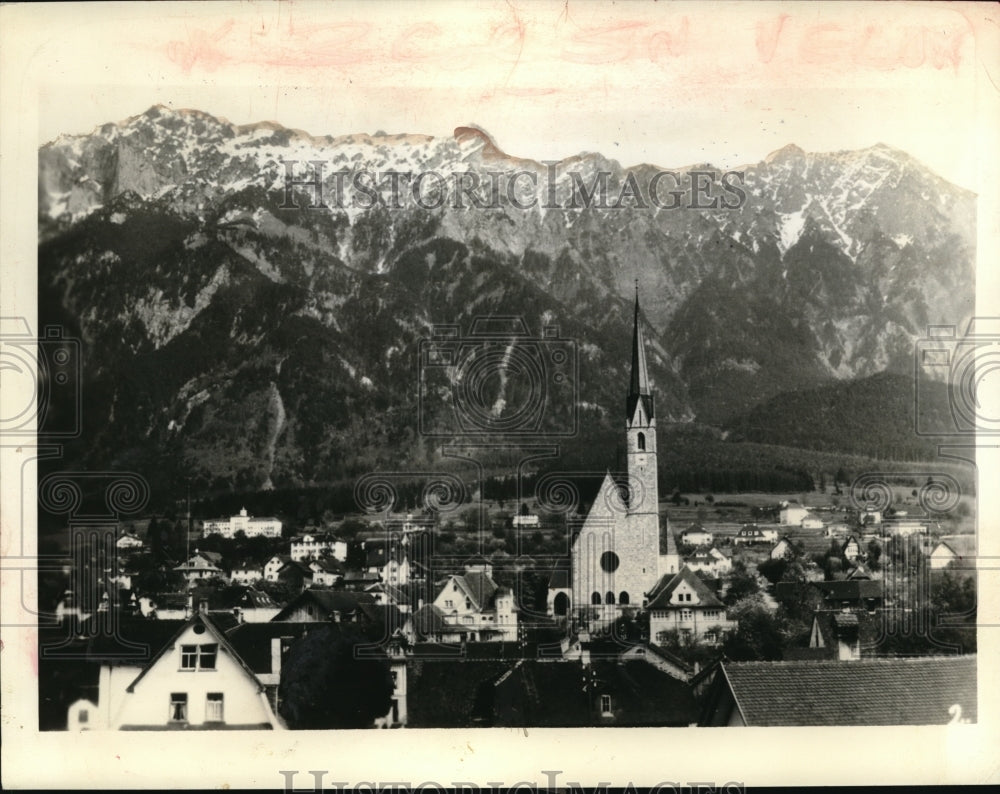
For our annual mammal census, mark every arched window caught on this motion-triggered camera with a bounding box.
[637,432,646,451]
[619,591,630,605]
[605,591,615,605]
[591,592,602,605]
[554,592,569,616]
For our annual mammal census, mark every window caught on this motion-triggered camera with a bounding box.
[681,609,693,621]
[600,695,612,715]
[391,671,399,689]
[605,591,615,605]
[198,644,218,670]
[619,591,630,605]
[78,709,89,724]
[637,432,645,451]
[445,599,454,608]
[206,693,224,722]
[591,592,602,605]
[170,693,188,722]
[180,645,198,670]
[465,598,472,610]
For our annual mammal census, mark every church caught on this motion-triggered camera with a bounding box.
[562,291,679,625]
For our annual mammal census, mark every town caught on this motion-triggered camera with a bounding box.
[39,298,977,731]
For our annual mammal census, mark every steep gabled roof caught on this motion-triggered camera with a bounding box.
[271,588,374,621]
[718,655,976,726]
[124,612,264,694]
[412,604,470,638]
[646,566,725,610]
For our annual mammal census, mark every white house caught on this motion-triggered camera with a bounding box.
[230,563,263,585]
[263,555,291,582]
[290,533,347,563]
[646,567,736,646]
[202,507,282,539]
[173,551,227,586]
[512,514,540,528]
[733,526,778,545]
[930,536,976,570]
[308,558,344,587]
[683,548,732,577]
[780,504,811,526]
[86,612,283,730]
[801,517,825,530]
[680,526,713,546]
[431,567,518,642]
[116,533,145,552]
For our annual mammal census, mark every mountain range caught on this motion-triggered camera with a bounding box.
[37,105,973,494]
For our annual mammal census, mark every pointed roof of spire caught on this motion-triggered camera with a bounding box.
[626,285,654,423]
[629,285,651,398]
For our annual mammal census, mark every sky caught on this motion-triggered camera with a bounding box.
[24,1,997,191]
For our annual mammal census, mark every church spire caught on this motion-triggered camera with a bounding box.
[626,283,654,423]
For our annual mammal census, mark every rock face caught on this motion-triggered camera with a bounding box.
[38,105,975,490]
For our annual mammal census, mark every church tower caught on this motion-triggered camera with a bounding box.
[625,287,658,520]
[567,287,663,624]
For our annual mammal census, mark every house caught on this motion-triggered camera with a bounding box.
[683,548,732,577]
[859,508,883,527]
[410,604,472,643]
[884,518,928,537]
[733,526,778,545]
[801,517,824,530]
[263,554,291,582]
[83,611,283,729]
[618,642,693,682]
[276,560,313,590]
[511,513,540,528]
[308,557,344,587]
[227,587,281,623]
[271,589,376,623]
[364,581,413,613]
[290,533,347,564]
[431,565,518,642]
[201,507,282,539]
[699,655,977,726]
[842,535,862,563]
[769,536,797,560]
[230,562,263,585]
[173,551,226,586]
[680,525,713,546]
[646,566,736,646]
[779,503,811,526]
[810,579,884,609]
[930,536,977,570]
[115,533,144,552]
[364,539,411,585]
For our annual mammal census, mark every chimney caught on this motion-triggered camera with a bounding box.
[185,593,194,619]
[199,598,209,614]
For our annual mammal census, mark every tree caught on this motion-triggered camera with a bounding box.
[867,539,883,570]
[757,558,788,586]
[278,626,394,729]
[723,596,786,661]
[724,563,761,605]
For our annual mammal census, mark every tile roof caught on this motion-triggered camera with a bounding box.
[450,572,499,611]
[646,566,725,610]
[412,604,470,639]
[223,622,319,674]
[719,655,976,726]
[271,589,374,620]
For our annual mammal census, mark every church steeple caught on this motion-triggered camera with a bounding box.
[627,284,654,425]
